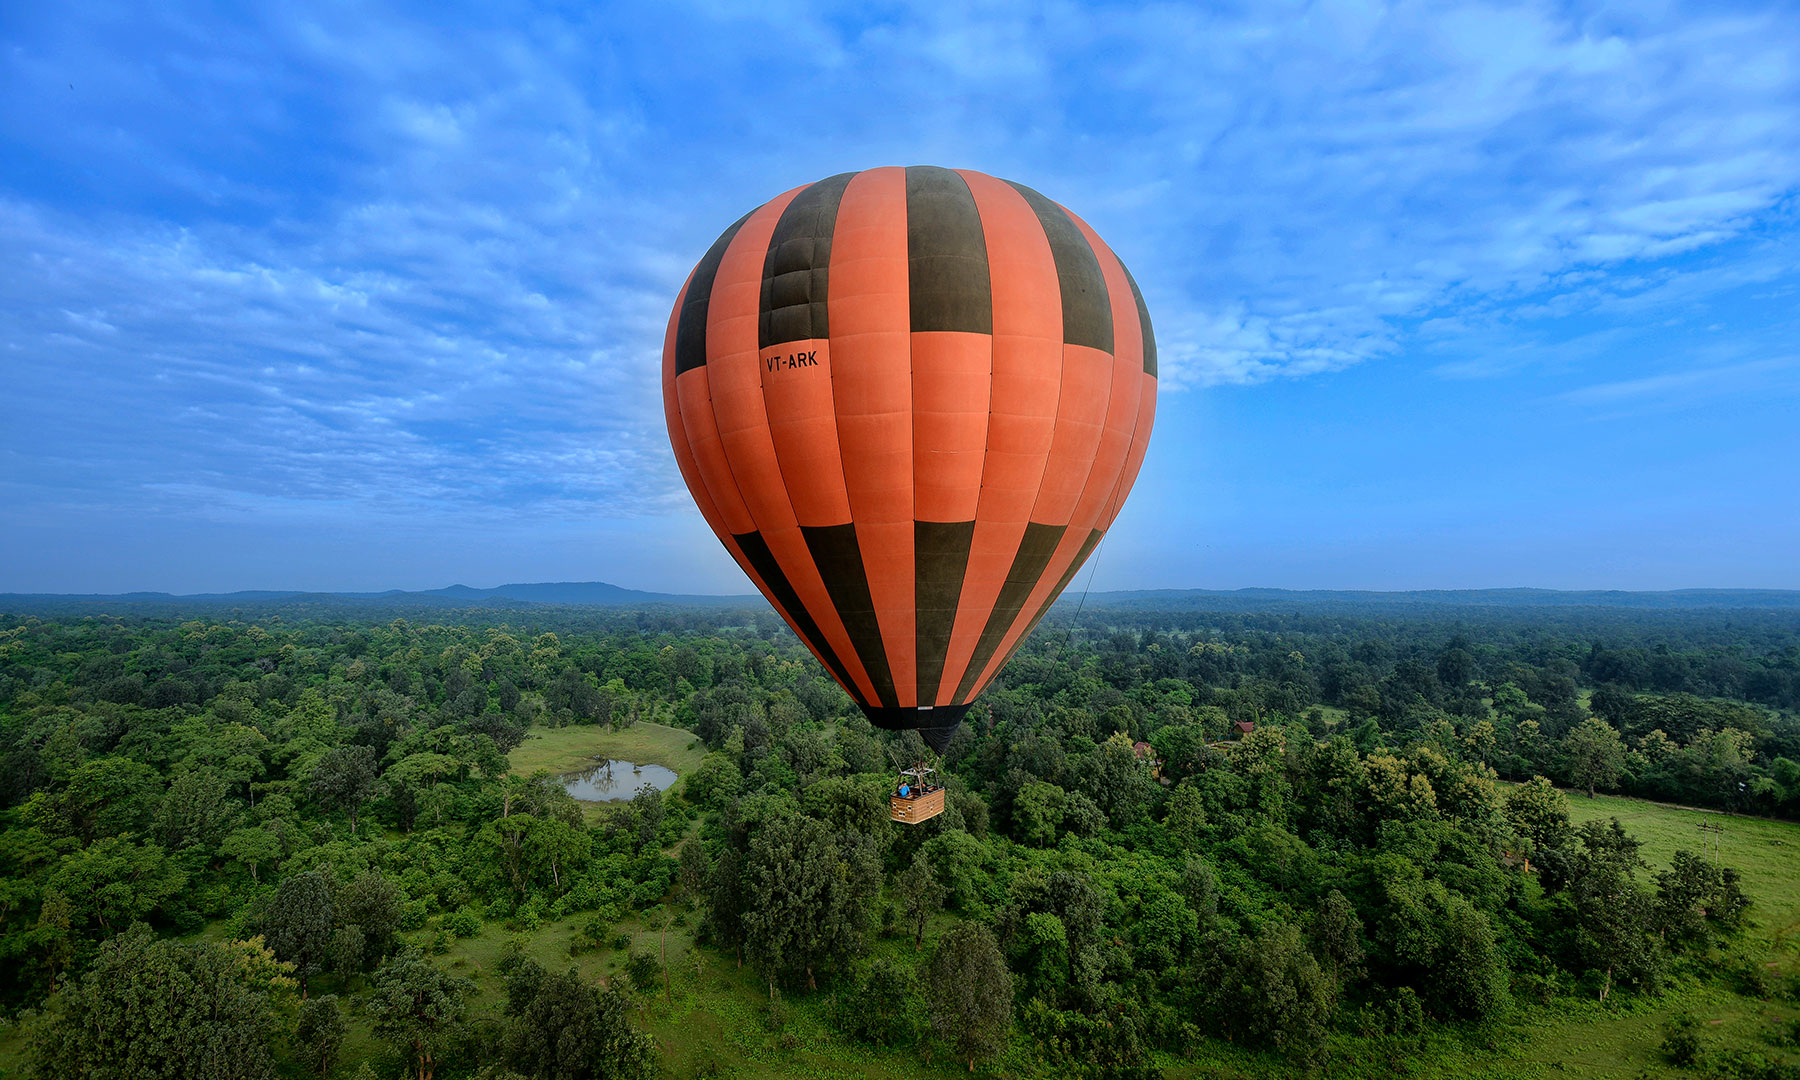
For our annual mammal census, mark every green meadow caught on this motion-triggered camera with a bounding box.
[508,721,709,785]
[1563,792,1800,940]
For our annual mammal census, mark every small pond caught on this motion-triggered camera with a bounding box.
[560,759,679,801]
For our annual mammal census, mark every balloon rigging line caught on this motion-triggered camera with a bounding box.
[1063,529,1110,652]
[1060,432,1134,654]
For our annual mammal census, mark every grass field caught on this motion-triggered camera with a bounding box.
[1310,703,1353,731]
[1563,791,1800,939]
[415,905,966,1080]
[507,721,708,782]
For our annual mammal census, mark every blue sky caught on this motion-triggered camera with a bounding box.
[3,1,1797,594]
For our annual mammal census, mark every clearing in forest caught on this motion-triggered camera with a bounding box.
[507,721,708,782]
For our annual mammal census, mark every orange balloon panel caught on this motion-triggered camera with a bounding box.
[663,166,1157,751]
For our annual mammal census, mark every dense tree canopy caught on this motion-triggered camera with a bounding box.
[0,596,1793,1075]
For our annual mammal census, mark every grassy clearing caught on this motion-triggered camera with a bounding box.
[1563,791,1800,938]
[630,924,954,1080]
[421,908,964,1080]
[1309,704,1353,732]
[1462,790,1800,1078]
[1154,985,1790,1080]
[1484,984,1790,1080]
[508,721,707,781]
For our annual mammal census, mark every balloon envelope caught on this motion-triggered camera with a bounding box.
[662,166,1157,750]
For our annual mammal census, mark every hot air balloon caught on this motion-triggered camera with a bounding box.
[662,166,1156,757]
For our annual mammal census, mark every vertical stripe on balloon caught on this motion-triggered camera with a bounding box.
[733,530,865,704]
[913,520,976,706]
[980,526,1105,692]
[802,523,898,708]
[933,170,1066,702]
[760,172,855,348]
[676,211,750,374]
[828,167,918,704]
[905,166,993,334]
[953,522,1066,703]
[1123,265,1157,378]
[1003,182,1113,352]
[709,189,884,706]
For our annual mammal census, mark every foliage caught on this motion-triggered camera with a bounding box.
[29,923,286,1079]
[366,948,472,1080]
[830,956,920,1047]
[0,598,1794,1075]
[260,869,335,996]
[925,921,1014,1070]
[740,813,879,992]
[500,954,657,1080]
[294,995,347,1079]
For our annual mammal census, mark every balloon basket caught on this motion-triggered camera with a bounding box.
[890,786,946,825]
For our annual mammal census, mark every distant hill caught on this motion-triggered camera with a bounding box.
[3,583,1797,617]
[402,581,756,607]
[0,580,761,614]
[1078,587,1800,611]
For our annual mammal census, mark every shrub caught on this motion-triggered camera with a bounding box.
[626,952,661,991]
[830,958,919,1046]
[762,997,789,1032]
[1731,954,1781,999]
[1661,1013,1703,1068]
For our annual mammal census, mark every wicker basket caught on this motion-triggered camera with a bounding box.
[889,787,946,825]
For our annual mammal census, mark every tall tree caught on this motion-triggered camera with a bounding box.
[30,926,285,1080]
[309,746,382,835]
[1208,922,1335,1053]
[262,870,336,997]
[630,784,665,847]
[1654,849,1750,947]
[1502,776,1573,856]
[220,825,281,882]
[1310,888,1365,982]
[1562,820,1661,1001]
[926,921,1014,1071]
[898,850,947,951]
[707,845,750,967]
[1565,718,1626,799]
[367,949,471,1080]
[677,839,711,907]
[338,869,404,968]
[501,957,657,1080]
[294,995,347,1079]
[741,815,876,993]
[155,768,235,851]
[1426,895,1509,1019]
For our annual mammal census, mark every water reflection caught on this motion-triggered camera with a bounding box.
[560,758,679,801]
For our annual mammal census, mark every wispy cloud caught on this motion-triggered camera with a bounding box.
[1556,356,1799,408]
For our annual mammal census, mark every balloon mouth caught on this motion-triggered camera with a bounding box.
[861,703,970,755]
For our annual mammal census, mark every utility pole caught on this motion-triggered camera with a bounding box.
[1696,822,1724,866]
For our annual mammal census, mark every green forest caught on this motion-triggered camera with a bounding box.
[1,597,1798,1079]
